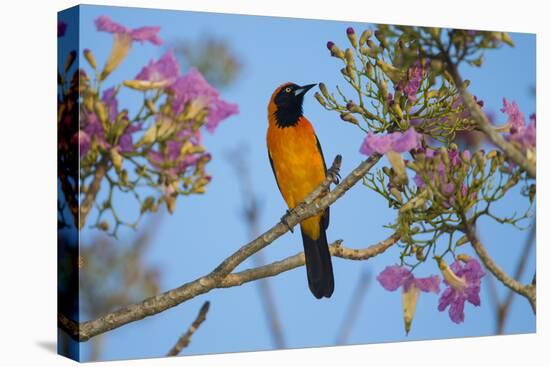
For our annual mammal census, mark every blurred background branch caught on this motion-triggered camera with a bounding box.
[171,36,242,89]
[227,145,286,349]
[79,214,163,360]
[166,301,211,356]
[486,221,536,334]
[335,269,371,344]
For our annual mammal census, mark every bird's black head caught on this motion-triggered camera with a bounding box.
[272,83,317,128]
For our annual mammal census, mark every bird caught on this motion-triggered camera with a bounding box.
[266,82,334,299]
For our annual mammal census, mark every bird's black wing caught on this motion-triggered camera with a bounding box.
[315,134,330,230]
[268,150,283,196]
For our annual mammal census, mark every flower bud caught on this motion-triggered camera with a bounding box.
[387,151,408,185]
[366,62,373,79]
[341,67,349,78]
[319,82,331,100]
[94,100,109,124]
[137,124,157,147]
[110,117,129,142]
[327,41,345,59]
[402,284,420,335]
[155,116,177,141]
[391,102,404,120]
[344,48,355,68]
[123,79,169,91]
[110,148,123,172]
[345,64,355,81]
[501,32,514,46]
[471,56,483,67]
[340,112,358,125]
[374,30,389,49]
[436,257,467,290]
[101,32,132,81]
[390,187,403,203]
[366,39,377,50]
[399,192,427,213]
[457,254,471,263]
[359,29,372,46]
[83,48,97,70]
[346,101,361,113]
[141,196,155,214]
[455,234,469,247]
[314,92,327,107]
[346,27,357,48]
[64,50,77,73]
[376,60,403,84]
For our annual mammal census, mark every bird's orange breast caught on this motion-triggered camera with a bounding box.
[267,116,326,210]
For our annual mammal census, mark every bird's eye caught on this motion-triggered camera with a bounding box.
[285,87,292,93]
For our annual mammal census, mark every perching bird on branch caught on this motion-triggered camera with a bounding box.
[267,82,334,299]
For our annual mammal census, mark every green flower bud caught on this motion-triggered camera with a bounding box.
[110,148,123,173]
[359,30,372,46]
[340,112,358,125]
[455,234,469,247]
[83,49,97,70]
[390,187,403,203]
[346,27,358,48]
[319,82,331,100]
[314,92,327,107]
[374,30,389,49]
[344,48,355,68]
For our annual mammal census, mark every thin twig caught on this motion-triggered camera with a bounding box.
[460,212,536,313]
[166,301,211,356]
[60,153,382,342]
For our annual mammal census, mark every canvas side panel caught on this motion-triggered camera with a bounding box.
[57,5,81,362]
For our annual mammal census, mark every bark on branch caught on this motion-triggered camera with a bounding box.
[60,153,382,342]
[219,232,400,288]
[460,212,536,313]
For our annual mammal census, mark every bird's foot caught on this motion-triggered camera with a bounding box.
[280,209,295,233]
[327,165,341,185]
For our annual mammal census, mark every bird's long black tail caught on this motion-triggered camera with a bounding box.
[301,226,334,299]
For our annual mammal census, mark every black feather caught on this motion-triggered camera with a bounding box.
[301,226,334,298]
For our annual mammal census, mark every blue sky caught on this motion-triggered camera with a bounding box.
[61,4,536,362]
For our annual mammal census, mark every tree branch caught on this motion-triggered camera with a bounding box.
[460,212,536,313]
[219,233,400,288]
[446,62,536,178]
[166,301,210,356]
[61,153,381,342]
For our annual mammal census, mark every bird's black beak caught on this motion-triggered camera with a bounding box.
[294,83,317,96]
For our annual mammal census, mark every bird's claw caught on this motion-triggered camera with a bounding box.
[327,166,341,185]
[280,209,294,233]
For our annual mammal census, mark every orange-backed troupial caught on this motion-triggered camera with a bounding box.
[267,82,334,299]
